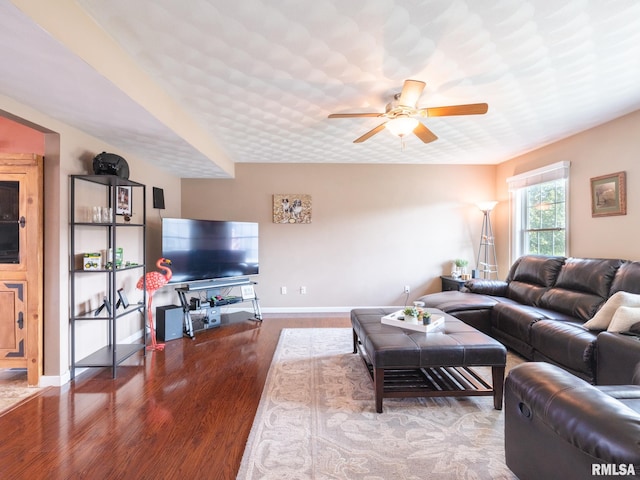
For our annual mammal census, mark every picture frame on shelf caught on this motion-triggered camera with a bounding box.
[590,171,626,217]
[117,288,129,309]
[116,185,132,216]
[241,284,256,300]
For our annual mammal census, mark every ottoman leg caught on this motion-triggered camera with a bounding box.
[352,329,358,354]
[374,367,384,413]
[492,365,505,410]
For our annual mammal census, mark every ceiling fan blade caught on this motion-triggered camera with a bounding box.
[328,113,383,118]
[413,123,438,143]
[353,123,387,143]
[421,103,489,117]
[398,79,426,108]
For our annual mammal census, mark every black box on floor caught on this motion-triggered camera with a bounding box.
[156,305,183,341]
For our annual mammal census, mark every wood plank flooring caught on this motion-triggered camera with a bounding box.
[0,312,350,480]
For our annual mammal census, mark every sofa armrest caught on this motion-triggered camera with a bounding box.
[597,331,640,385]
[506,362,640,466]
[464,279,508,296]
[597,385,640,400]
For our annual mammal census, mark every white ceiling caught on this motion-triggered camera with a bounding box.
[2,0,640,178]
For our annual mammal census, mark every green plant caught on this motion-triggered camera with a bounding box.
[403,306,425,318]
[455,258,469,268]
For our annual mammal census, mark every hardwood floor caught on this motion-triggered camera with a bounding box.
[0,312,351,480]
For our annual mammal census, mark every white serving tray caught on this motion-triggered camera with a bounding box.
[381,311,445,333]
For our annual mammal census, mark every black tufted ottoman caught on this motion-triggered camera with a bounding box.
[351,307,507,413]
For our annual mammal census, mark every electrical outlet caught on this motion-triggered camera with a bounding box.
[300,286,307,294]
[404,285,411,294]
[281,286,287,295]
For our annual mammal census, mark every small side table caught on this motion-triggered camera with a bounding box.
[440,275,467,292]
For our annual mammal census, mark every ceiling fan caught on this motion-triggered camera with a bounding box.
[328,79,488,144]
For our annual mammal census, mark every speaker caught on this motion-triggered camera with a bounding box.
[153,187,165,209]
[156,305,183,341]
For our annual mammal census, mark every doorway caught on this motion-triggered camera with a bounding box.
[0,154,43,386]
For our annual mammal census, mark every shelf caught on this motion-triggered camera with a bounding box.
[73,304,144,321]
[70,174,144,188]
[71,264,144,274]
[75,344,145,368]
[177,280,262,338]
[212,297,243,306]
[69,174,147,380]
[72,221,145,227]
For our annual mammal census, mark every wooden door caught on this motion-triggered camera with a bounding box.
[0,154,43,386]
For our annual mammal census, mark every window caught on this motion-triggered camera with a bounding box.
[507,161,569,260]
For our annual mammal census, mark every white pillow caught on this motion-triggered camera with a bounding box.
[608,306,640,332]
[584,291,640,330]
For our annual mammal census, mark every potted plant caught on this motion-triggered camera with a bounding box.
[454,258,469,276]
[403,306,423,323]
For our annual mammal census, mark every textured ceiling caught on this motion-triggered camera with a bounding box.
[2,0,640,178]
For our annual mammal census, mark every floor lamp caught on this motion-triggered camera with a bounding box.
[476,201,498,279]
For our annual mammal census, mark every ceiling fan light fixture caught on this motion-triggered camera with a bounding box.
[385,116,419,137]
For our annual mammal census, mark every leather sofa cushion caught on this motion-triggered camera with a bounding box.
[505,255,565,305]
[508,254,565,286]
[492,303,546,345]
[530,320,598,376]
[417,291,498,312]
[538,258,623,321]
[538,288,606,322]
[507,281,548,306]
[554,258,622,298]
[610,261,640,295]
[464,279,508,296]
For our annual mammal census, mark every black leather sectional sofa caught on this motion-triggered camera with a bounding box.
[418,255,640,384]
[504,361,640,480]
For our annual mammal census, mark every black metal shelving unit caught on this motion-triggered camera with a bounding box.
[69,174,147,380]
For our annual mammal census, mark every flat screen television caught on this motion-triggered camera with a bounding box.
[161,218,259,284]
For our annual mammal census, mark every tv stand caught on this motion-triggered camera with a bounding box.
[175,277,262,338]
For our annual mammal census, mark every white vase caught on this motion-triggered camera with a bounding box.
[404,315,417,324]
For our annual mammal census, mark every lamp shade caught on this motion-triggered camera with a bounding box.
[386,116,419,137]
[477,201,498,212]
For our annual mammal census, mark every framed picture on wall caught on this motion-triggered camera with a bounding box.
[116,186,132,216]
[590,171,626,217]
[272,194,312,224]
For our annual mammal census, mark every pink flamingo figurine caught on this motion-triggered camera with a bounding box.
[137,258,172,351]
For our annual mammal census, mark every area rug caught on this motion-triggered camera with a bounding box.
[237,328,521,480]
[0,369,45,416]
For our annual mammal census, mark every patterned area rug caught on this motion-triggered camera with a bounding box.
[237,328,521,480]
[0,369,45,416]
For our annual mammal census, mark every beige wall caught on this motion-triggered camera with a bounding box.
[181,163,496,310]
[181,110,639,311]
[0,93,182,383]
[495,109,640,267]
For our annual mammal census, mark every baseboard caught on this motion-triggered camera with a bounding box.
[39,371,70,387]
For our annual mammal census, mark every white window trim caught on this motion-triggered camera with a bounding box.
[507,161,570,263]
